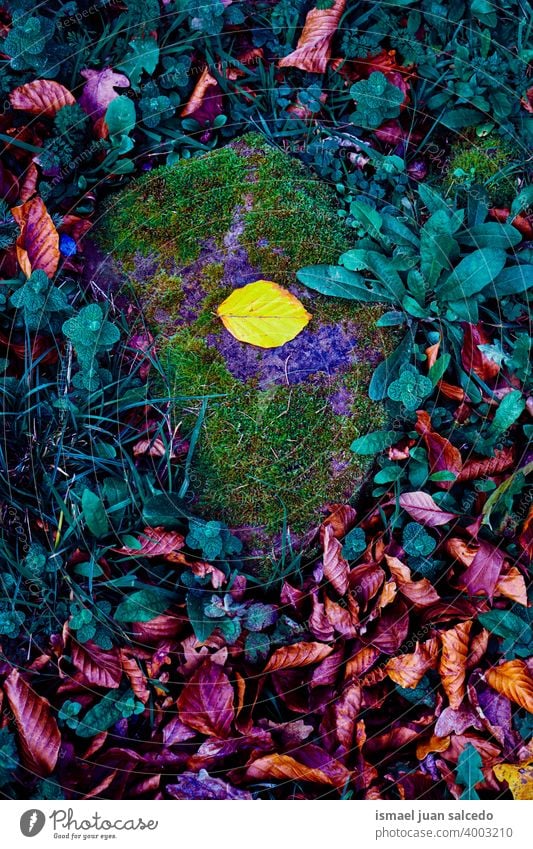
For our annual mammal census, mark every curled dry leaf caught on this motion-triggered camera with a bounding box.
[264,641,334,673]
[485,660,533,713]
[385,638,439,688]
[519,504,533,559]
[386,556,440,608]
[120,652,150,704]
[177,659,235,737]
[180,66,220,120]
[10,79,75,117]
[320,503,357,542]
[3,668,61,776]
[322,523,349,595]
[278,0,346,73]
[439,621,472,709]
[11,197,60,278]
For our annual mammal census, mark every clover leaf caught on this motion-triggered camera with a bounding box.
[350,72,405,129]
[402,522,436,557]
[387,365,433,411]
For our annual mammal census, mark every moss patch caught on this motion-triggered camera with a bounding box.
[96,133,392,548]
[444,134,516,203]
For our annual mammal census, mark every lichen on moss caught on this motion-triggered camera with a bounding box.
[97,132,392,547]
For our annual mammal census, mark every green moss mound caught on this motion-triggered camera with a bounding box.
[444,134,516,203]
[97,133,391,551]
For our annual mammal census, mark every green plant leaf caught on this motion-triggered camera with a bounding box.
[81,488,109,538]
[351,430,398,455]
[455,743,484,800]
[114,588,174,623]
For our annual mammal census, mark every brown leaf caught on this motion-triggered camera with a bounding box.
[11,197,59,277]
[457,446,516,482]
[386,638,439,688]
[386,556,440,608]
[71,640,122,689]
[10,79,75,117]
[79,67,130,120]
[3,669,61,776]
[177,659,235,737]
[335,682,362,750]
[180,66,220,119]
[399,491,457,526]
[263,641,333,673]
[120,652,150,704]
[278,0,346,73]
[345,646,381,680]
[486,661,533,713]
[19,162,38,203]
[322,523,349,595]
[113,527,184,557]
[439,621,472,709]
[245,749,350,787]
[319,503,357,542]
[415,410,462,487]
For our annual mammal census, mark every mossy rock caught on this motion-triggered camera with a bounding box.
[96,133,391,557]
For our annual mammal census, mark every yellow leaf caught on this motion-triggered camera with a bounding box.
[493,761,533,800]
[217,280,312,348]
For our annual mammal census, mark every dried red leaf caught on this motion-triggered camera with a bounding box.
[10,79,75,117]
[180,66,222,122]
[439,621,472,709]
[367,600,410,655]
[324,594,357,637]
[309,591,335,642]
[519,505,533,559]
[461,322,500,381]
[320,503,357,542]
[177,659,235,738]
[167,772,252,800]
[71,640,122,689]
[415,410,462,487]
[496,566,528,605]
[3,669,61,776]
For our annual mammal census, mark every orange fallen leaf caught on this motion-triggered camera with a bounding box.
[245,751,350,787]
[278,0,346,73]
[486,660,533,713]
[415,410,462,486]
[10,79,75,117]
[322,524,349,595]
[416,734,451,760]
[439,621,472,709]
[11,196,59,277]
[386,638,439,688]
[263,641,333,673]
